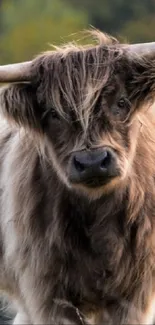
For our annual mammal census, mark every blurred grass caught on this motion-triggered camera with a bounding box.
[0,0,88,63]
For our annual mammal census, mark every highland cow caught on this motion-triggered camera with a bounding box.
[0,31,155,324]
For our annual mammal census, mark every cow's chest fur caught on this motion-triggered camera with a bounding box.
[17,189,155,322]
[7,180,155,323]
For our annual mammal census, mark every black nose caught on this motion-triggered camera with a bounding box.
[70,148,119,187]
[74,150,111,172]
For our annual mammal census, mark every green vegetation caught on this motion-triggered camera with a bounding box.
[0,0,155,63]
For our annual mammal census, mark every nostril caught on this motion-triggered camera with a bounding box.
[100,151,111,169]
[74,157,85,172]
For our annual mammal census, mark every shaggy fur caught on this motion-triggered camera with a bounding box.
[0,31,155,324]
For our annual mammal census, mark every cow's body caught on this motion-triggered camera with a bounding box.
[0,32,155,324]
[0,110,154,324]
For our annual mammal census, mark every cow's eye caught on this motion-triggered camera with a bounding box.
[42,108,60,124]
[112,97,131,118]
[50,108,60,120]
[117,98,126,108]
[117,97,131,113]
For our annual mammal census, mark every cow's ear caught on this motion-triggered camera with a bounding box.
[0,83,42,131]
[127,53,155,106]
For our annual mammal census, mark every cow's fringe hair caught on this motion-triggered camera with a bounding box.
[31,30,124,133]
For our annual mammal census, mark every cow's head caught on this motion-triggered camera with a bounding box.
[1,31,155,199]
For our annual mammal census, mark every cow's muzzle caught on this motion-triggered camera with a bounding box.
[69,147,120,188]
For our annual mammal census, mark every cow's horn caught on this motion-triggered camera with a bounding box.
[126,42,155,54]
[1,42,155,83]
[0,61,32,83]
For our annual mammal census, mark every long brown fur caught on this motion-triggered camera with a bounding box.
[0,31,155,324]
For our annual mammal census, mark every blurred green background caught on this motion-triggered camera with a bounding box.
[0,0,155,64]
